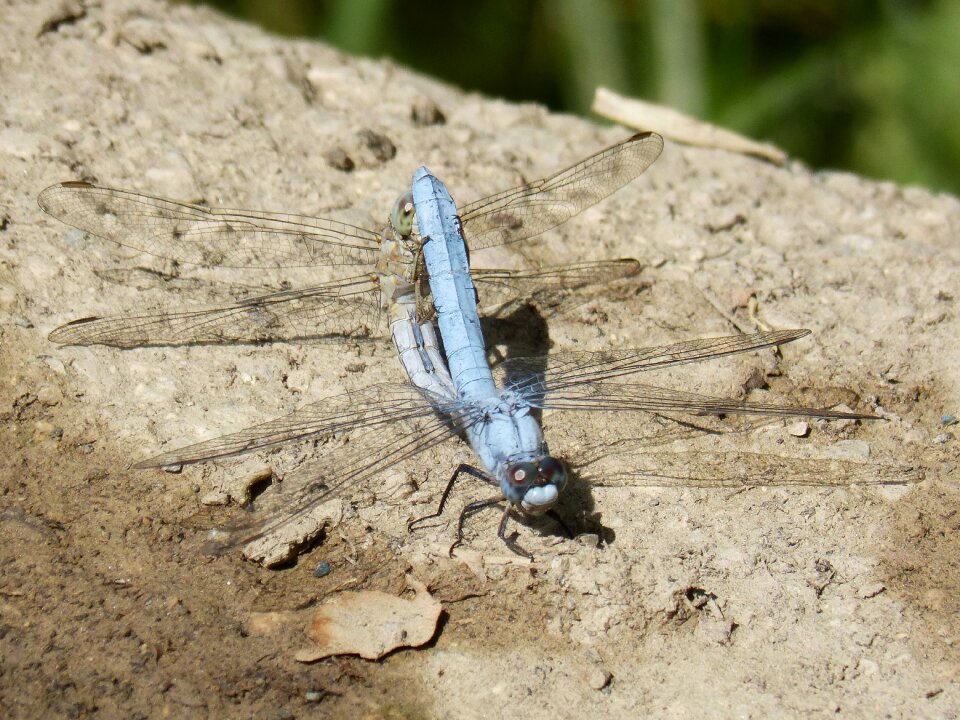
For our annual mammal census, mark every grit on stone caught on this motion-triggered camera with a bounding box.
[1,1,958,718]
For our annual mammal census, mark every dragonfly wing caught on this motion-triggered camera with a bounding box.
[580,448,922,489]
[472,258,641,307]
[48,275,383,347]
[459,132,663,250]
[152,385,483,563]
[135,382,467,468]
[533,381,875,420]
[495,329,811,390]
[227,399,481,561]
[38,181,381,268]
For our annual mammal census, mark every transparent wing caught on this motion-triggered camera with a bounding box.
[48,275,383,347]
[37,181,381,268]
[578,448,922,488]
[533,382,873,421]
[138,382,484,555]
[472,258,641,307]
[206,396,483,554]
[496,329,810,391]
[459,132,663,250]
[135,382,472,468]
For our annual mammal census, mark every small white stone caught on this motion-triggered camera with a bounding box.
[587,667,612,691]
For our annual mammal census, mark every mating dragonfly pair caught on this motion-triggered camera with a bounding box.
[38,132,890,563]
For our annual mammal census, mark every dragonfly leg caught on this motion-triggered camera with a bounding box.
[546,509,574,539]
[407,463,494,532]
[450,496,507,557]
[496,505,533,560]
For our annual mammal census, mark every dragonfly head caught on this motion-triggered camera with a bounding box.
[503,456,568,516]
[390,191,416,237]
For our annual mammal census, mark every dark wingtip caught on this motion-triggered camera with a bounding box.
[627,130,665,147]
[600,258,643,281]
[614,257,643,272]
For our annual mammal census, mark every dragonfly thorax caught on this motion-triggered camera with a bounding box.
[376,227,419,318]
[500,455,568,515]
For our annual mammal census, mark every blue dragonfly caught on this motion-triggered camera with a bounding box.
[38,135,895,562]
[129,223,886,563]
[38,133,664,561]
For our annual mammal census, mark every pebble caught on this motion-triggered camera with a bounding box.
[787,421,810,437]
[411,98,446,126]
[730,286,756,309]
[313,561,332,578]
[587,667,612,691]
[932,432,954,445]
[576,533,600,549]
[356,129,396,163]
[323,146,354,172]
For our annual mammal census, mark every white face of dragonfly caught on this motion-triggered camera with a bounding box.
[501,456,568,515]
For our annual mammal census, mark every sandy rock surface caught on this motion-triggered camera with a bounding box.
[2,1,958,717]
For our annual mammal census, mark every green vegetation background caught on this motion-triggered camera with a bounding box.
[181,0,959,195]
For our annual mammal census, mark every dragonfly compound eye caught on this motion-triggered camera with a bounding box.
[508,461,537,486]
[391,192,416,237]
[537,457,566,487]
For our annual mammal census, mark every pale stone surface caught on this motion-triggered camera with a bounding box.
[1,0,958,717]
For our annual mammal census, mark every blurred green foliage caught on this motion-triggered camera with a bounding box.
[181,0,959,195]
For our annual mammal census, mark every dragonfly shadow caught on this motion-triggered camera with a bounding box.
[482,302,550,425]
[482,301,550,361]
[555,463,615,547]
[480,304,614,546]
